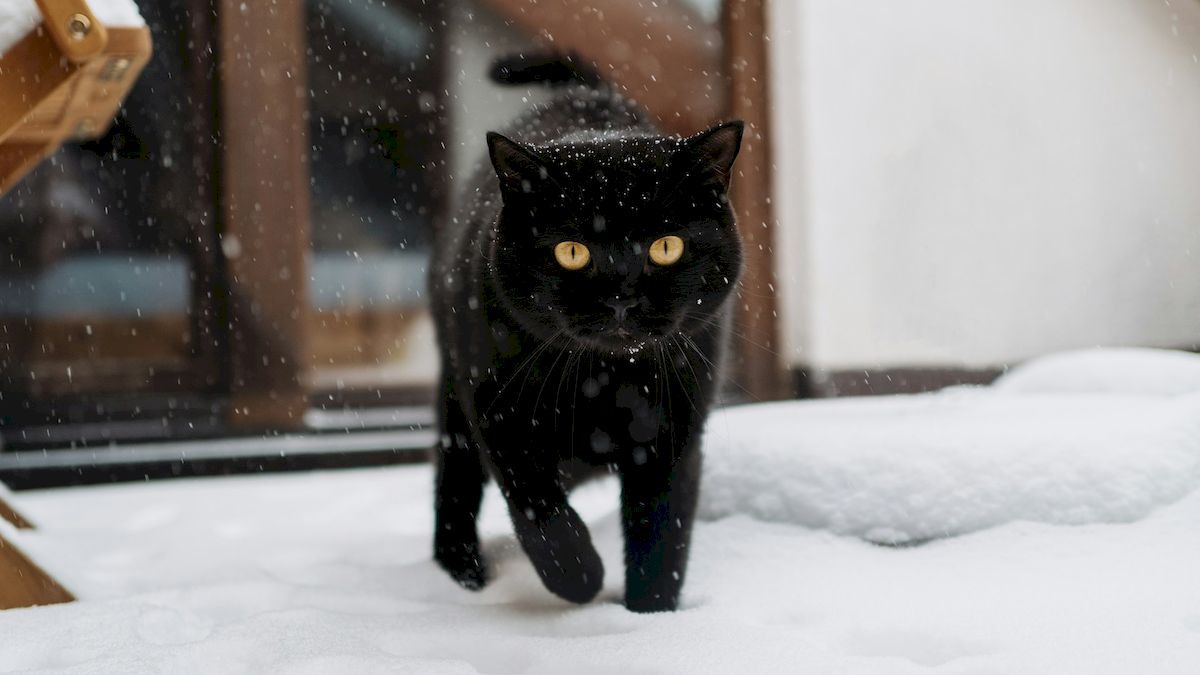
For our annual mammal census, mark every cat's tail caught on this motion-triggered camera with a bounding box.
[489,52,604,88]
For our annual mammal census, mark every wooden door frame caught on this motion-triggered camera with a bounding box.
[211,0,788,413]
[722,0,786,400]
[216,0,312,429]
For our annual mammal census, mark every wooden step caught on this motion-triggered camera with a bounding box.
[0,484,74,609]
[0,532,75,609]
[0,494,34,530]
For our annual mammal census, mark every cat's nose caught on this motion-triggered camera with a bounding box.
[605,298,639,323]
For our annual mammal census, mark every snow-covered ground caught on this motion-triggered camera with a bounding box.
[3,349,1200,673]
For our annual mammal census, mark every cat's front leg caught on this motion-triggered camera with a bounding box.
[620,445,702,613]
[433,385,489,590]
[490,457,605,604]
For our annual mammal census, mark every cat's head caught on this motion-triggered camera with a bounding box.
[486,121,744,353]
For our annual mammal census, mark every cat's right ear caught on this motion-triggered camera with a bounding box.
[487,132,553,197]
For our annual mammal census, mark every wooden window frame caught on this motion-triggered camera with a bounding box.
[215,0,788,427]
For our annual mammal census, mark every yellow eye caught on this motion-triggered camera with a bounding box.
[649,235,684,266]
[554,241,591,270]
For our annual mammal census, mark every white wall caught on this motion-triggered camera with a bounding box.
[770,0,1200,370]
[446,2,549,193]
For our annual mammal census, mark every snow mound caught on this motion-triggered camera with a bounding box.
[994,347,1200,396]
[0,0,144,58]
[701,380,1200,544]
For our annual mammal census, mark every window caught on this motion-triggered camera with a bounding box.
[0,0,781,485]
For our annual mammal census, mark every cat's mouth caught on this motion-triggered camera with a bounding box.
[606,337,654,356]
[565,324,659,354]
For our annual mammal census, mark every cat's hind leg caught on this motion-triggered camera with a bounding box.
[433,383,489,590]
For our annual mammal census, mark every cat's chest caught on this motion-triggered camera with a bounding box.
[479,346,675,459]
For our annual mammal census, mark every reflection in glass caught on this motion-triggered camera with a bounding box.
[305,0,446,389]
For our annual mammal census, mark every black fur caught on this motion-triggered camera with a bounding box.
[429,57,744,612]
[490,52,602,88]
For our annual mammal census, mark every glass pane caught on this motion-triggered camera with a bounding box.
[306,0,443,391]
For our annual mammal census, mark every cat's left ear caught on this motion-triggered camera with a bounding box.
[681,120,744,190]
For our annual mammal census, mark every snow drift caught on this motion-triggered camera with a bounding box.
[993,347,1200,396]
[700,348,1200,543]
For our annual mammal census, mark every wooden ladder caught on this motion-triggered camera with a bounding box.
[0,0,150,609]
[0,0,152,195]
[0,486,74,609]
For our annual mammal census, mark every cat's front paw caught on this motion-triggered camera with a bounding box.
[435,542,489,591]
[624,589,679,613]
[624,567,683,613]
[518,510,604,604]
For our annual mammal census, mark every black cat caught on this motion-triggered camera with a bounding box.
[429,56,744,613]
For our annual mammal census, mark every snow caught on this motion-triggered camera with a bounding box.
[701,390,1200,544]
[0,3,39,54]
[88,0,144,27]
[993,347,1200,396]
[2,348,1200,672]
[0,0,145,58]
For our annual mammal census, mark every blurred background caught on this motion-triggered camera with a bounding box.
[0,0,1197,487]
